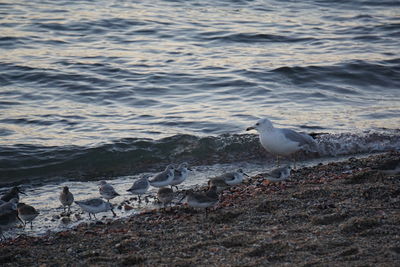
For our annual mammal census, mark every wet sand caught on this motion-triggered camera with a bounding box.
[1,151,399,266]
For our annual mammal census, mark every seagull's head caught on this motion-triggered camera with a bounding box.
[246,118,274,132]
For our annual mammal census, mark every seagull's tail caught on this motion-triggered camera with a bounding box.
[301,133,319,153]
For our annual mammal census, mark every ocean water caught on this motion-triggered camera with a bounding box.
[0,0,399,236]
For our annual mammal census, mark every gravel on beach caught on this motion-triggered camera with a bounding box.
[1,151,399,266]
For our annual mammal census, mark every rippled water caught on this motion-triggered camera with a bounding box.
[2,0,399,146]
[1,0,400,179]
[1,0,399,238]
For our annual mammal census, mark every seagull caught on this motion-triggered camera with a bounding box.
[264,165,291,182]
[75,198,115,219]
[213,169,249,186]
[59,186,74,213]
[149,164,175,188]
[246,117,317,168]
[99,181,120,202]
[1,186,26,202]
[17,203,39,229]
[127,175,150,203]
[170,162,191,190]
[157,187,174,209]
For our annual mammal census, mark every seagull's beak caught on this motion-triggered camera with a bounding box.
[243,172,250,177]
[246,126,255,131]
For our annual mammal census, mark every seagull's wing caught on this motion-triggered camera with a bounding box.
[282,129,316,150]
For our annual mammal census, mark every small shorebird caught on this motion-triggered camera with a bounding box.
[127,175,150,203]
[208,177,230,193]
[246,117,317,168]
[59,186,74,212]
[99,181,120,202]
[17,203,39,229]
[0,200,23,240]
[213,169,249,186]
[0,198,19,213]
[170,162,191,190]
[1,186,26,202]
[157,187,174,209]
[75,198,115,219]
[183,186,219,216]
[149,164,175,188]
[264,165,292,182]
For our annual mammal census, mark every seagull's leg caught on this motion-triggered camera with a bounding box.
[138,195,142,204]
[30,221,33,229]
[111,209,116,217]
[88,213,92,220]
[174,185,179,191]
[93,213,97,220]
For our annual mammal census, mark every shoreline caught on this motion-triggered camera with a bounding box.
[1,151,399,266]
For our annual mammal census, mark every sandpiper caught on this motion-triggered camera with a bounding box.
[246,117,317,168]
[75,198,115,219]
[157,187,174,209]
[127,175,150,203]
[0,200,23,240]
[0,198,19,213]
[170,162,191,190]
[264,165,291,182]
[1,186,26,202]
[149,164,175,188]
[17,203,39,229]
[99,181,120,202]
[214,169,249,186]
[59,186,74,212]
[208,178,230,193]
[184,186,219,216]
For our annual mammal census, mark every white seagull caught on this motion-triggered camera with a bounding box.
[247,117,317,167]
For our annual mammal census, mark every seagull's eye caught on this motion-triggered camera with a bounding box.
[256,123,259,126]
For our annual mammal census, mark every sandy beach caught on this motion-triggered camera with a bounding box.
[1,151,399,266]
